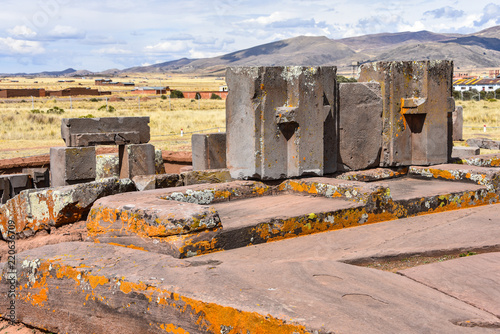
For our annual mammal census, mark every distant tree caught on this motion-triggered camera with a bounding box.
[195,92,201,100]
[337,75,357,83]
[210,93,222,100]
[452,90,462,100]
[170,90,184,98]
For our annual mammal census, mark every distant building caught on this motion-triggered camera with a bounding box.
[131,87,169,95]
[453,78,500,92]
[95,79,135,86]
[0,88,46,98]
[47,87,101,96]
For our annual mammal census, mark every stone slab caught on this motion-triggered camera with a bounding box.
[358,60,454,166]
[96,153,119,180]
[456,154,500,167]
[61,117,150,147]
[119,143,155,179]
[180,169,232,186]
[466,138,500,150]
[453,105,464,141]
[192,133,227,171]
[0,174,32,199]
[2,242,499,334]
[226,66,337,180]
[0,177,136,239]
[154,148,166,174]
[409,164,500,192]
[211,194,358,232]
[50,146,96,187]
[338,82,383,171]
[399,252,500,318]
[22,168,49,189]
[200,202,500,264]
[452,146,481,159]
[336,167,408,182]
[0,177,10,204]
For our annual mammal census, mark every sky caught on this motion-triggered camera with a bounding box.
[0,0,499,73]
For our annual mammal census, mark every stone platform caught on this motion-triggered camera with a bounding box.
[2,203,500,333]
[87,163,499,258]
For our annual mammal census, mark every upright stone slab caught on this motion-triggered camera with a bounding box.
[192,133,227,171]
[22,168,50,188]
[5,174,32,198]
[50,147,96,187]
[338,82,383,171]
[96,154,120,180]
[61,117,150,147]
[452,106,463,141]
[358,61,454,166]
[226,66,337,180]
[119,144,155,179]
[0,177,10,204]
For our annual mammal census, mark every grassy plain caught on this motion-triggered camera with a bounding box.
[0,74,499,159]
[0,75,226,159]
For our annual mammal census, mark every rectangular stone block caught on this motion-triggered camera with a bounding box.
[1,174,33,199]
[192,133,227,171]
[452,106,463,141]
[0,177,10,204]
[358,61,454,166]
[119,144,155,179]
[22,168,50,188]
[338,82,383,171]
[50,147,96,187]
[466,138,500,150]
[61,117,150,147]
[155,148,166,174]
[96,153,120,180]
[226,66,337,180]
[452,146,480,159]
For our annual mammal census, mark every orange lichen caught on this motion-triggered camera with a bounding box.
[87,275,110,289]
[159,323,190,334]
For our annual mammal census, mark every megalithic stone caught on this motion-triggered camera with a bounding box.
[50,147,96,187]
[61,117,150,147]
[192,133,227,171]
[338,82,383,171]
[453,106,463,141]
[358,61,454,166]
[226,66,337,180]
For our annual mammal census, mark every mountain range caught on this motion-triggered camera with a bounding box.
[6,25,500,76]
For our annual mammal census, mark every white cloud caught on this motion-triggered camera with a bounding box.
[8,25,37,39]
[188,49,224,59]
[94,47,132,55]
[48,25,85,39]
[145,40,190,53]
[0,37,44,55]
[240,12,292,27]
[474,3,500,27]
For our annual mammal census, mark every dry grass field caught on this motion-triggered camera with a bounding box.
[0,75,226,159]
[0,74,499,159]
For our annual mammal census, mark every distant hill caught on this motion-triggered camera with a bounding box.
[4,25,500,77]
[120,25,500,75]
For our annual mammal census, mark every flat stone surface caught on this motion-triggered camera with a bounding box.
[212,194,358,231]
[467,138,500,150]
[457,154,500,167]
[452,146,481,159]
[201,203,500,264]
[400,252,500,318]
[374,176,486,201]
[3,241,499,334]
